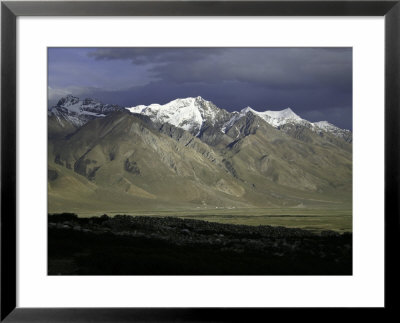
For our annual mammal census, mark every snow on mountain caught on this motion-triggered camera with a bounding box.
[312,121,352,141]
[126,96,225,135]
[126,98,320,138]
[48,95,122,127]
[252,107,303,127]
[220,106,351,140]
[313,121,341,132]
[220,111,242,134]
[221,106,308,134]
[49,95,350,140]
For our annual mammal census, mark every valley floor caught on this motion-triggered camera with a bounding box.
[48,213,352,275]
[69,207,352,233]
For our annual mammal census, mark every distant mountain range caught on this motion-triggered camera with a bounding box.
[48,95,352,214]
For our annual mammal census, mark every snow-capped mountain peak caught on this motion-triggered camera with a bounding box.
[240,106,255,115]
[221,106,304,131]
[49,95,351,141]
[311,120,352,142]
[125,97,350,140]
[313,121,339,131]
[48,95,122,127]
[126,96,227,135]
[264,107,300,120]
[254,107,302,125]
[56,94,80,108]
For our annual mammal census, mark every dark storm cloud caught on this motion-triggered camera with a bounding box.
[88,47,351,89]
[49,47,352,129]
[88,47,225,65]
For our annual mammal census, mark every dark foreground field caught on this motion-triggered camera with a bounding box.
[48,213,352,275]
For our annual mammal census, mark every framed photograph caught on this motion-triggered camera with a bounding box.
[1,0,399,320]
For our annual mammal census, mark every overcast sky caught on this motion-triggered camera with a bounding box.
[48,47,352,129]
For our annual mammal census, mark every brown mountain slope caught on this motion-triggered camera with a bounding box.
[48,111,352,214]
[48,111,253,213]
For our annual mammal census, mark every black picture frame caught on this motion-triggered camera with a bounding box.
[1,0,399,321]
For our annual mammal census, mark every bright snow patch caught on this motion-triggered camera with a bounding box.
[49,95,121,127]
[221,106,306,133]
[245,107,303,127]
[126,96,220,134]
[313,121,340,131]
[51,95,350,139]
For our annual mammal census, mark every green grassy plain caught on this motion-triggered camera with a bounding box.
[73,207,352,233]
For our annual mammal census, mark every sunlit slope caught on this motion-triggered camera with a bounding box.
[49,112,252,212]
[220,113,352,207]
[48,110,351,214]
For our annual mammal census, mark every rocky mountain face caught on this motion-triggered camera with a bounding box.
[126,96,231,137]
[48,96,352,213]
[48,95,123,138]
